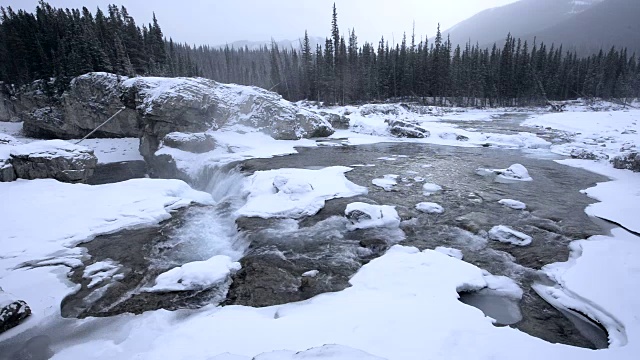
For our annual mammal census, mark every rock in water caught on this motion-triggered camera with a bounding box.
[345,202,400,230]
[385,119,430,138]
[488,225,532,246]
[9,140,97,183]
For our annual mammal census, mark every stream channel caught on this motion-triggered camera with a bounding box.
[1,114,615,357]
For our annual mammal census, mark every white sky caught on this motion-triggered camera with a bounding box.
[4,0,519,46]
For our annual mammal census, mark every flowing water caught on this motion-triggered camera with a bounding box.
[0,115,617,356]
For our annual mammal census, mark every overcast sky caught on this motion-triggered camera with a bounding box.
[6,0,519,46]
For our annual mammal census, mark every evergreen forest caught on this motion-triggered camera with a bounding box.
[1,1,638,106]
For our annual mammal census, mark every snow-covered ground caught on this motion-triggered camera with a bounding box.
[1,101,640,359]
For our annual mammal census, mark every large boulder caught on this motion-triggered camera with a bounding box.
[22,73,139,139]
[0,85,19,122]
[162,132,216,153]
[9,140,98,183]
[385,119,430,138]
[611,152,640,172]
[320,111,350,130]
[121,76,333,161]
[0,289,32,334]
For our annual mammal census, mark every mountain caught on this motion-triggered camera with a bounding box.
[217,36,324,51]
[440,0,640,55]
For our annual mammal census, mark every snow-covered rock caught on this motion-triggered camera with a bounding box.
[8,140,97,183]
[162,132,217,153]
[416,202,444,214]
[611,152,640,172]
[476,163,532,182]
[345,202,400,230]
[488,225,532,246]
[238,167,367,219]
[147,255,241,293]
[0,288,31,334]
[422,182,442,196]
[498,199,527,210]
[386,119,430,138]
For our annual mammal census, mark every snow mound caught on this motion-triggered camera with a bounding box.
[345,202,400,230]
[147,255,241,293]
[483,274,524,300]
[238,166,367,219]
[422,182,442,196]
[488,225,532,246]
[498,199,526,210]
[372,174,398,191]
[416,202,444,214]
[435,247,463,260]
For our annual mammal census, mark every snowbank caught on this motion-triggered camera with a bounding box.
[237,166,367,219]
[147,255,241,293]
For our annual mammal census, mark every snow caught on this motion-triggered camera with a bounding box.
[416,202,444,214]
[302,270,320,278]
[72,138,143,164]
[488,225,532,246]
[83,260,121,289]
[477,163,533,182]
[249,345,386,360]
[483,274,524,300]
[422,182,442,195]
[0,288,17,309]
[523,109,640,162]
[146,255,241,293]
[434,246,463,260]
[237,166,367,219]
[371,174,398,191]
[8,139,94,159]
[0,178,213,278]
[498,199,527,210]
[345,202,401,230]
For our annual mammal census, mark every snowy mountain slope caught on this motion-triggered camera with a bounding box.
[441,0,637,55]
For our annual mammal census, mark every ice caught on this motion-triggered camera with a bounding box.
[483,274,524,300]
[476,163,532,182]
[251,345,386,360]
[71,138,143,164]
[0,178,213,277]
[422,182,442,195]
[498,199,527,210]
[146,255,241,293]
[434,246,463,260]
[237,166,367,219]
[416,202,444,214]
[488,225,532,246]
[371,174,398,191]
[83,260,121,289]
[345,202,400,230]
[302,270,320,278]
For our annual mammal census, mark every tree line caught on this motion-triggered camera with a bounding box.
[1,1,638,106]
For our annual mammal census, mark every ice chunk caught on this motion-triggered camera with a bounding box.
[488,225,532,246]
[146,255,241,292]
[345,202,400,230]
[82,260,120,289]
[476,164,532,182]
[372,174,399,191]
[416,202,444,214]
[498,199,527,210]
[302,270,320,278]
[422,183,442,196]
[434,247,463,260]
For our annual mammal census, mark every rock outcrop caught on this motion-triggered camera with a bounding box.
[121,76,333,162]
[611,152,640,172]
[320,111,350,129]
[21,73,139,139]
[7,140,97,183]
[0,85,19,122]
